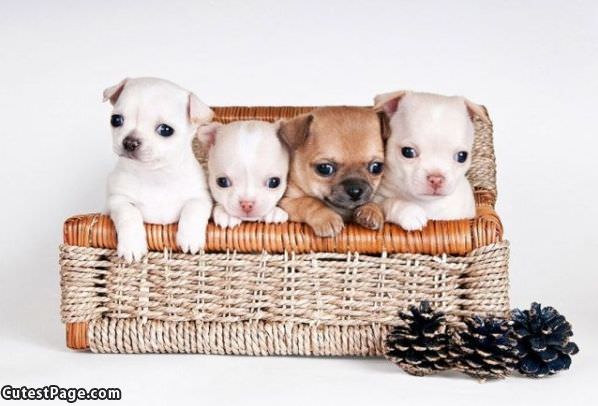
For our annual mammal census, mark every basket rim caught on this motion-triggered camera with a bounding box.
[63,191,501,256]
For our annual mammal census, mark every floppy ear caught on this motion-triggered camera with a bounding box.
[102,78,128,105]
[188,93,214,125]
[196,122,222,148]
[373,90,408,117]
[377,111,391,141]
[464,98,491,125]
[277,114,314,150]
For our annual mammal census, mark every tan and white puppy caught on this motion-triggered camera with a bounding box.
[278,107,388,237]
[104,77,214,262]
[197,120,289,227]
[374,91,490,230]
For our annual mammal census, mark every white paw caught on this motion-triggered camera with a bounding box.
[212,205,242,228]
[262,207,288,223]
[176,219,207,255]
[117,224,147,263]
[390,204,428,231]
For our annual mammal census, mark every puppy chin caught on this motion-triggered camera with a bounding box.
[225,206,265,221]
[419,191,447,198]
[324,195,370,211]
[416,186,455,199]
[115,148,157,164]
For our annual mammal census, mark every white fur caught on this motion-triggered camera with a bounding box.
[197,120,289,228]
[104,77,214,262]
[374,91,488,230]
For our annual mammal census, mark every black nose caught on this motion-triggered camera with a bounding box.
[123,136,141,152]
[345,184,364,200]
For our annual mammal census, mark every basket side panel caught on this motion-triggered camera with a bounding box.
[61,242,510,353]
[60,245,110,323]
[455,242,510,321]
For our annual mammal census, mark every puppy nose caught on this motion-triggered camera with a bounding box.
[345,185,364,201]
[427,174,445,189]
[239,200,254,214]
[123,136,141,152]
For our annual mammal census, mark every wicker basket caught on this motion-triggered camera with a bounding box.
[59,106,509,355]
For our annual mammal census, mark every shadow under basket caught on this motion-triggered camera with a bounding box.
[59,106,509,355]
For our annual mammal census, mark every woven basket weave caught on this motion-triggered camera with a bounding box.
[60,106,509,355]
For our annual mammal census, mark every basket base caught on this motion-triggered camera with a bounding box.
[69,319,392,356]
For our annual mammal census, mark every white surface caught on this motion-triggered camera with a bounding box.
[1,0,597,404]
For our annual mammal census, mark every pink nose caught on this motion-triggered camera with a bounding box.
[240,200,254,214]
[427,174,445,190]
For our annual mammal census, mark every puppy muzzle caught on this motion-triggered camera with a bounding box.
[327,178,373,210]
[117,133,148,161]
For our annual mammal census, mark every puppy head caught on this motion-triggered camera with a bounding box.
[375,91,490,199]
[103,77,213,166]
[197,120,289,220]
[278,107,388,211]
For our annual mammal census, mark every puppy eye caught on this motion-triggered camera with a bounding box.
[315,163,336,177]
[368,161,384,175]
[266,177,281,189]
[454,151,468,163]
[110,114,124,128]
[401,147,418,159]
[156,123,174,137]
[216,177,232,188]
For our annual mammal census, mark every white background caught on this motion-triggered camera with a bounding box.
[1,0,597,404]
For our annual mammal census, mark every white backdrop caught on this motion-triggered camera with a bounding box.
[1,0,596,404]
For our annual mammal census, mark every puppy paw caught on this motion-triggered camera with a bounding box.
[308,208,344,237]
[353,203,384,230]
[212,205,242,228]
[176,220,206,255]
[117,224,147,263]
[390,204,428,231]
[262,207,289,223]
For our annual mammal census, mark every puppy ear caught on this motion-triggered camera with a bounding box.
[377,111,391,141]
[188,93,214,125]
[373,90,408,116]
[102,78,128,105]
[277,114,314,150]
[463,98,491,124]
[196,122,222,148]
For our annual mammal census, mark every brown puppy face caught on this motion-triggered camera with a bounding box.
[279,107,388,216]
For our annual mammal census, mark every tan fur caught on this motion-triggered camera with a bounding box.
[278,107,387,237]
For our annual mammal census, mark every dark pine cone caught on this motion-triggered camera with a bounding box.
[384,301,450,376]
[512,302,579,377]
[450,316,517,379]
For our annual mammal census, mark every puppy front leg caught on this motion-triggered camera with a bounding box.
[261,206,289,224]
[108,195,147,263]
[177,198,212,254]
[280,196,344,237]
[383,198,428,231]
[354,202,384,230]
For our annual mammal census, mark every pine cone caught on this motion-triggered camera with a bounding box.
[511,302,579,377]
[384,301,450,376]
[450,316,517,379]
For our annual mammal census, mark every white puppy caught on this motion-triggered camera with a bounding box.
[373,91,490,230]
[197,120,289,228]
[104,77,214,262]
